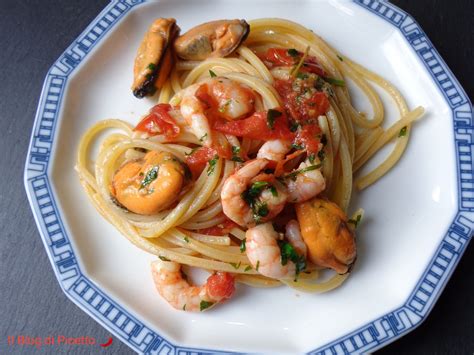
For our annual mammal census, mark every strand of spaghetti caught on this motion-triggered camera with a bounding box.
[205,160,235,206]
[158,80,172,104]
[76,119,133,189]
[184,232,231,246]
[182,58,249,87]
[237,46,274,83]
[333,137,353,212]
[318,115,334,192]
[165,228,249,264]
[180,215,227,230]
[235,275,282,288]
[175,60,201,71]
[176,158,223,224]
[185,200,222,224]
[170,68,182,93]
[354,127,384,162]
[354,106,424,172]
[281,273,349,293]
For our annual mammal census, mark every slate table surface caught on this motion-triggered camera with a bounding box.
[0,1,473,354]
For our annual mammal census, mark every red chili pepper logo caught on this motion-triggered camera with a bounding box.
[100,337,113,348]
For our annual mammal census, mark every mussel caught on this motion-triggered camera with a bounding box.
[295,197,356,274]
[174,19,249,60]
[132,18,180,98]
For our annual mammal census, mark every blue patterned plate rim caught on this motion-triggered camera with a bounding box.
[23,0,473,353]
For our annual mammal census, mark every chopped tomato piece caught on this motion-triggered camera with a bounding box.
[134,103,180,139]
[260,48,327,77]
[295,122,322,155]
[206,272,235,300]
[213,111,294,142]
[198,218,239,236]
[185,147,217,179]
[274,79,330,122]
[263,48,296,66]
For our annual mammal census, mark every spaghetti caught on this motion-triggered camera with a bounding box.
[76,18,424,310]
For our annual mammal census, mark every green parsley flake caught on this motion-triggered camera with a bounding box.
[287,48,299,57]
[159,256,171,261]
[270,186,278,197]
[140,166,159,189]
[398,126,407,137]
[256,260,260,271]
[209,70,217,77]
[244,265,252,272]
[200,300,214,311]
[240,238,246,253]
[184,236,190,243]
[348,214,362,228]
[324,77,346,87]
[199,133,208,142]
[336,54,344,61]
[182,304,186,311]
[230,261,241,269]
[207,155,219,175]
[278,240,306,276]
[148,63,157,71]
[284,163,322,180]
[267,109,282,129]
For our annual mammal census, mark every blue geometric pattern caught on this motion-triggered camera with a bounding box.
[23,0,473,354]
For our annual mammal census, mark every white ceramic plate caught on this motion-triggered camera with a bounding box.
[25,0,474,353]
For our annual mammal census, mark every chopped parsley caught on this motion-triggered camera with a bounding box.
[284,163,322,180]
[230,261,241,269]
[182,304,186,311]
[308,153,316,164]
[289,120,300,132]
[209,70,217,77]
[324,77,346,87]
[270,186,278,197]
[241,182,274,222]
[207,155,219,175]
[140,166,159,189]
[199,133,208,142]
[348,214,362,228]
[218,99,232,113]
[184,236,190,243]
[320,134,328,146]
[159,256,171,261]
[287,48,299,57]
[244,265,252,272]
[292,143,304,150]
[267,109,282,129]
[290,46,310,77]
[185,146,200,156]
[317,150,325,161]
[296,72,309,80]
[256,260,260,271]
[240,238,246,253]
[337,54,344,61]
[278,240,306,278]
[398,126,407,137]
[231,145,244,162]
[147,63,157,71]
[199,300,214,311]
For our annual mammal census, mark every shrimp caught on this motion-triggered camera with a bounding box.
[285,219,307,257]
[151,259,235,312]
[286,158,325,203]
[257,139,292,161]
[245,221,307,279]
[179,77,256,146]
[111,151,186,215]
[221,159,288,227]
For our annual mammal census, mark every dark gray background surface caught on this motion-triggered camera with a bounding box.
[0,1,472,354]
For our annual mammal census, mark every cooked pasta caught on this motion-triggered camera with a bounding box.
[76,18,424,311]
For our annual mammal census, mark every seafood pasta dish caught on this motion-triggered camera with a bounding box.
[76,18,424,312]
